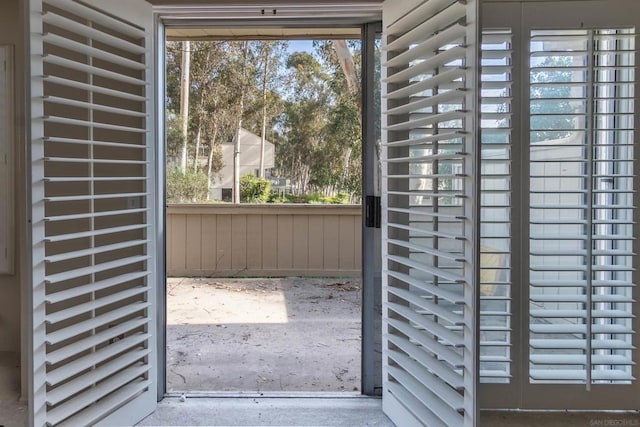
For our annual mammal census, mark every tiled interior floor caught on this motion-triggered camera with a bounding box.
[0,352,27,427]
[4,349,640,427]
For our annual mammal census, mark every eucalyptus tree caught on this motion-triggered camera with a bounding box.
[277,52,331,194]
[254,40,288,178]
[312,39,363,200]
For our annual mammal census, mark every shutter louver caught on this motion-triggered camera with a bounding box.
[382,0,479,425]
[480,29,513,384]
[528,28,636,384]
[30,0,157,424]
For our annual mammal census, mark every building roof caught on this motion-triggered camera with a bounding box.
[223,128,274,148]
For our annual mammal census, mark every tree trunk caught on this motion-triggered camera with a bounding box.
[193,124,201,172]
[342,146,353,188]
[259,43,271,178]
[332,40,360,192]
[206,125,219,201]
[179,41,191,173]
[233,101,244,203]
[233,41,250,204]
[332,40,359,99]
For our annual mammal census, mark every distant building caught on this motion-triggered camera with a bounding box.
[211,128,275,201]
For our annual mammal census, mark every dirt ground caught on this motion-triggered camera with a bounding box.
[167,277,362,393]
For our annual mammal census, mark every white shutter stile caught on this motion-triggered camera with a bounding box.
[28,0,157,425]
[381,0,480,425]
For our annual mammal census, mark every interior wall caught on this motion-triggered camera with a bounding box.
[0,0,24,353]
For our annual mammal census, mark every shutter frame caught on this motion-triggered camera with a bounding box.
[527,27,636,386]
[381,0,479,425]
[28,0,157,424]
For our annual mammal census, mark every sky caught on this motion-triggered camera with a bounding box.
[286,39,314,54]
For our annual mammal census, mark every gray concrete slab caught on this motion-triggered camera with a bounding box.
[137,397,394,427]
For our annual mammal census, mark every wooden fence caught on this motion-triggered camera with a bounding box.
[166,204,362,277]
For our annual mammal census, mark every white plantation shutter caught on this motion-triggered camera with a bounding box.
[29,0,157,425]
[479,29,513,384]
[477,0,640,410]
[528,28,636,384]
[381,0,479,425]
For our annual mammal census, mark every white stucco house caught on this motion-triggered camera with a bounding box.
[211,128,275,200]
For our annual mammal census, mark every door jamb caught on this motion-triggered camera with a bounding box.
[152,5,383,400]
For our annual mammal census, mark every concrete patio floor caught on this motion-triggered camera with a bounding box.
[167,277,362,393]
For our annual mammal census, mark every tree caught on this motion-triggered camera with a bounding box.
[166,39,363,203]
[277,52,331,194]
[255,41,288,178]
[313,40,363,200]
[530,56,576,143]
[179,41,191,173]
[166,41,257,200]
[232,41,251,203]
[187,42,233,196]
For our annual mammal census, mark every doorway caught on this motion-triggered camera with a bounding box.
[158,23,382,396]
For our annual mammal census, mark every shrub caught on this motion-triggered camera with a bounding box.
[240,174,272,203]
[329,192,349,204]
[304,192,324,204]
[166,168,209,203]
[302,192,350,204]
[268,192,294,203]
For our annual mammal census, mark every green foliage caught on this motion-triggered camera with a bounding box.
[530,56,575,143]
[266,191,350,204]
[165,112,185,160]
[267,192,294,203]
[274,42,363,201]
[167,168,209,203]
[166,39,363,203]
[329,192,350,204]
[240,174,272,203]
[303,192,324,204]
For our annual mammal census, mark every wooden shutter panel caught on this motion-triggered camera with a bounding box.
[29,0,157,425]
[381,0,480,425]
[528,28,636,384]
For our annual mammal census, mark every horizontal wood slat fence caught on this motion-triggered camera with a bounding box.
[167,204,362,277]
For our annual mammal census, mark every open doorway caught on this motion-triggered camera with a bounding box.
[162,28,376,394]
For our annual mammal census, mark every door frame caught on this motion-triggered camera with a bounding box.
[152,4,384,399]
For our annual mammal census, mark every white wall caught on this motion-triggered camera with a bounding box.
[212,129,275,199]
[216,143,274,188]
[0,0,24,354]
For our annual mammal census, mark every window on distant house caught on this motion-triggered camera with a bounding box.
[221,188,233,202]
